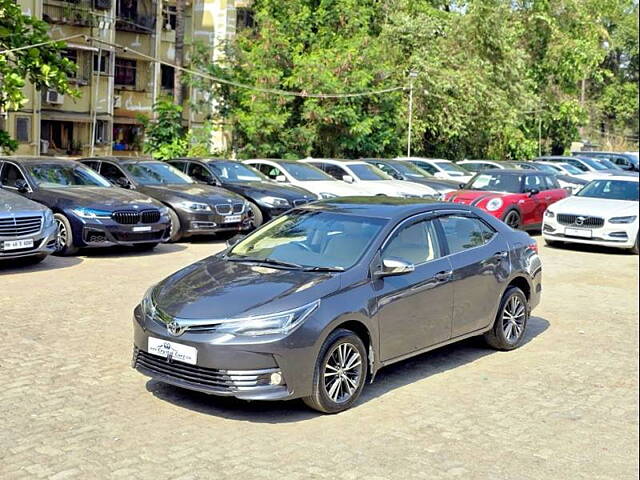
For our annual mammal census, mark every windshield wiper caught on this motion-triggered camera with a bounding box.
[302,266,345,272]
[226,256,303,270]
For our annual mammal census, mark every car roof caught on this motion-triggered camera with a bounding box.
[245,159,300,165]
[304,197,474,219]
[396,157,450,163]
[476,168,543,175]
[1,156,78,164]
[305,159,366,166]
[85,156,157,164]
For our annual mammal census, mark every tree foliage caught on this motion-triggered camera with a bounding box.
[0,0,77,152]
[189,0,639,159]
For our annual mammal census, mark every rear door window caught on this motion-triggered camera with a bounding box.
[100,162,128,184]
[0,162,27,189]
[439,215,496,254]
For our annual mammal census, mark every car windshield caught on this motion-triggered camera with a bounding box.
[392,162,431,178]
[596,158,622,170]
[285,163,333,181]
[559,163,583,175]
[577,180,639,201]
[436,162,469,174]
[349,164,391,181]
[208,161,265,182]
[124,162,193,185]
[466,173,523,193]
[533,163,559,174]
[26,163,112,188]
[227,210,387,270]
[578,157,609,171]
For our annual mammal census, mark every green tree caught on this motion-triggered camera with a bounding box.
[0,0,77,152]
[140,100,188,160]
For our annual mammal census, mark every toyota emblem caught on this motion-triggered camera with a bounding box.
[167,320,186,337]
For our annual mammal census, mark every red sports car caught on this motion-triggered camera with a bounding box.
[444,169,569,230]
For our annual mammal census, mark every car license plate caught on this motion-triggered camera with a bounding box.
[148,337,197,365]
[133,226,152,232]
[2,239,34,251]
[223,214,242,223]
[565,227,592,238]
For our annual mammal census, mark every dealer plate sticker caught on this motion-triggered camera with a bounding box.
[565,227,592,238]
[133,226,152,232]
[2,239,34,251]
[223,214,242,223]
[148,337,197,365]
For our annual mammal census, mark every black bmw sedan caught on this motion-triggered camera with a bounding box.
[0,157,170,255]
[132,198,542,413]
[81,157,252,241]
[168,158,316,226]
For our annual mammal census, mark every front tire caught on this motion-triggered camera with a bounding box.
[502,209,521,230]
[484,287,529,351]
[631,234,639,255]
[167,208,183,242]
[303,329,367,414]
[53,214,79,256]
[248,202,264,228]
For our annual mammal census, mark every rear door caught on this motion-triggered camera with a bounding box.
[375,215,454,361]
[542,175,567,208]
[437,213,509,337]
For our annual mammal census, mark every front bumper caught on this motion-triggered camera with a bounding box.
[131,306,318,401]
[75,218,170,247]
[543,217,638,249]
[0,223,57,260]
[177,210,253,236]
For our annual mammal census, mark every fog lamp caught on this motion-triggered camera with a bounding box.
[270,372,283,385]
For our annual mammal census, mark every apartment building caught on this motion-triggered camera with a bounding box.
[4,0,252,157]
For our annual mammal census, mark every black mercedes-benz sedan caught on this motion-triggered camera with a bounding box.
[132,197,542,413]
[362,158,460,198]
[1,187,57,263]
[0,157,170,255]
[168,158,316,226]
[81,157,252,241]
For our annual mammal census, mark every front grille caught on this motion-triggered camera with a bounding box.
[112,209,161,225]
[133,348,278,391]
[557,214,604,228]
[293,199,309,207]
[215,204,231,215]
[0,216,42,237]
[232,203,244,214]
[112,231,164,242]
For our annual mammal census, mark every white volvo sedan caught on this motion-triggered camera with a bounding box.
[543,176,639,254]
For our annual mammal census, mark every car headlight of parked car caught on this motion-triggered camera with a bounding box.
[319,193,338,199]
[609,216,637,224]
[486,198,503,212]
[175,201,212,212]
[158,205,169,216]
[140,286,157,320]
[544,209,555,218]
[261,196,291,208]
[215,300,320,337]
[71,207,112,219]
[43,209,55,227]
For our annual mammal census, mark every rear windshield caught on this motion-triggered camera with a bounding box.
[577,180,639,201]
[466,173,522,193]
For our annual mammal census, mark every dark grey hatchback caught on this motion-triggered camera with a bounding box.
[133,198,542,413]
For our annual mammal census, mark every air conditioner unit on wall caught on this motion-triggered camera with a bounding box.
[45,90,64,105]
[113,95,122,108]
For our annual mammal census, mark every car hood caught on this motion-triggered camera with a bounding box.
[153,256,340,319]
[39,186,161,210]
[293,180,371,197]
[357,180,436,196]
[137,184,245,204]
[550,196,638,217]
[225,181,314,201]
[0,189,48,213]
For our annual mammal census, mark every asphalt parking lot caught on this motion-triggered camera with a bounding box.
[1,236,638,479]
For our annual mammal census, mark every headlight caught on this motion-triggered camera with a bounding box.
[319,192,338,199]
[158,205,169,215]
[215,300,320,336]
[43,209,55,227]
[544,209,555,218]
[609,216,637,224]
[140,286,157,320]
[485,198,503,212]
[261,196,290,208]
[71,207,111,219]
[175,200,212,212]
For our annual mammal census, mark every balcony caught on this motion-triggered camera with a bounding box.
[43,0,111,28]
[115,14,156,33]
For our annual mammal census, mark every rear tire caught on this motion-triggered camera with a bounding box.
[484,287,529,351]
[53,214,79,256]
[167,208,183,242]
[303,329,367,414]
[502,209,521,230]
[248,202,264,228]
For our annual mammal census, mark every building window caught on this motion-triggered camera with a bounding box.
[237,8,255,30]
[113,123,143,152]
[62,49,78,79]
[115,58,136,86]
[161,64,175,90]
[162,5,177,30]
[93,52,110,74]
[117,0,138,21]
[95,120,110,145]
[16,117,30,143]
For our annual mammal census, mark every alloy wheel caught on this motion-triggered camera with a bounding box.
[504,211,520,229]
[323,343,363,404]
[55,218,67,252]
[502,295,526,343]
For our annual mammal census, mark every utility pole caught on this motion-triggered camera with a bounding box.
[538,116,542,157]
[407,71,418,157]
[174,0,185,107]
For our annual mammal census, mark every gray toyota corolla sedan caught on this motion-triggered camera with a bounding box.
[133,197,542,413]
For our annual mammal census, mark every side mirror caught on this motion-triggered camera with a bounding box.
[342,175,354,183]
[527,188,540,196]
[458,183,467,189]
[208,179,221,187]
[375,258,415,278]
[275,175,287,183]
[116,177,131,189]
[15,179,29,193]
[226,234,245,249]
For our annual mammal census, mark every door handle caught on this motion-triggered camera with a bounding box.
[544,196,552,201]
[433,270,453,282]
[493,251,508,260]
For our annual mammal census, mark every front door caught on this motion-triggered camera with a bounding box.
[437,214,509,337]
[374,217,454,362]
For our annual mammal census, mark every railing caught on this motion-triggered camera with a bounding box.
[43,0,110,28]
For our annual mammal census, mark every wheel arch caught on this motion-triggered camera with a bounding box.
[322,317,378,381]
[504,275,531,301]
